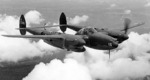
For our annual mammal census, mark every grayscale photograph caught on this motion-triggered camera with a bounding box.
[0,0,150,80]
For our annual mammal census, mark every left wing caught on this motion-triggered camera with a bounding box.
[2,35,63,39]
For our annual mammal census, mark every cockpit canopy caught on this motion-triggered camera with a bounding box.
[76,27,97,35]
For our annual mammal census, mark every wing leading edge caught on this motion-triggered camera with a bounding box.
[2,35,63,39]
[120,22,145,31]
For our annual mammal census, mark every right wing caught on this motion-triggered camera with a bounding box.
[2,35,63,39]
[120,22,145,31]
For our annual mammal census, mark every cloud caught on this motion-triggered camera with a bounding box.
[24,32,150,80]
[69,15,89,25]
[124,10,132,14]
[0,14,19,35]
[110,4,117,7]
[63,15,89,34]
[144,1,150,7]
[23,59,92,80]
[25,10,45,26]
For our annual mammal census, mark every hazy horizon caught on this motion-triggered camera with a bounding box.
[0,0,150,34]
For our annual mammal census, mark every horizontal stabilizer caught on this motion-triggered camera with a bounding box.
[16,24,83,31]
[15,25,66,30]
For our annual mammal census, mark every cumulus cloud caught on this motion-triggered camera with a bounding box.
[23,59,92,80]
[24,32,150,80]
[124,10,132,14]
[0,14,19,34]
[110,4,117,7]
[145,2,150,7]
[69,15,89,25]
[25,10,45,26]
[66,15,89,34]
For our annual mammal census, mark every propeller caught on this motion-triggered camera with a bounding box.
[124,18,131,34]
[109,50,110,59]
[19,14,26,35]
[108,43,112,59]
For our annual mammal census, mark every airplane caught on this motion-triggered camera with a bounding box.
[2,14,121,58]
[24,12,144,58]
[2,13,144,58]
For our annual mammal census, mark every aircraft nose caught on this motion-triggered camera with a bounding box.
[79,39,86,45]
[112,42,118,48]
[124,35,129,40]
[75,39,86,46]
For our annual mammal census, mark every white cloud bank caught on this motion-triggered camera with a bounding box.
[144,0,150,7]
[25,10,45,26]
[23,32,150,80]
[23,59,92,80]
[69,15,89,25]
[110,4,117,8]
[124,10,132,14]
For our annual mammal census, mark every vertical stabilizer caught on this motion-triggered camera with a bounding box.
[19,14,26,35]
[59,12,67,33]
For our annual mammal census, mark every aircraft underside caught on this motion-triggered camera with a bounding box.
[86,43,117,50]
[44,39,85,52]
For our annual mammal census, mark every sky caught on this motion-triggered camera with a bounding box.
[0,0,150,33]
[0,0,150,80]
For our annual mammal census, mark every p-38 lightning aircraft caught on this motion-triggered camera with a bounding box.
[3,14,122,55]
[3,14,119,54]
[8,12,144,58]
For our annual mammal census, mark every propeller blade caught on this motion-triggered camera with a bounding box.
[15,24,66,30]
[109,50,110,59]
[124,18,131,34]
[128,22,145,29]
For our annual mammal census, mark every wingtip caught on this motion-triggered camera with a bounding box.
[61,12,65,15]
[20,14,25,19]
[1,35,10,37]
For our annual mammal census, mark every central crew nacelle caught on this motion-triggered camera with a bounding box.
[85,32,118,50]
[94,28,129,43]
[76,27,118,50]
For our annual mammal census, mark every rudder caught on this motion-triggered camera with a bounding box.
[19,14,26,35]
[59,12,67,33]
